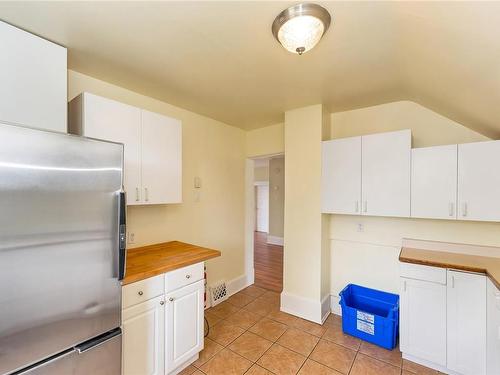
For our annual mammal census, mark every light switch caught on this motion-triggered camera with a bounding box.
[194,176,202,188]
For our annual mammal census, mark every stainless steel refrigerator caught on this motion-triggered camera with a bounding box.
[0,123,126,375]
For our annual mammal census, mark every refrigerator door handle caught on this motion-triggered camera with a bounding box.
[118,191,127,281]
[75,328,122,354]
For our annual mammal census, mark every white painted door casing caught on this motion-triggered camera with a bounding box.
[487,278,500,375]
[165,280,204,373]
[122,295,165,375]
[141,110,182,204]
[361,129,411,217]
[411,145,458,220]
[0,21,67,132]
[400,278,447,367]
[321,137,362,214]
[82,93,142,204]
[447,270,487,375]
[458,141,500,222]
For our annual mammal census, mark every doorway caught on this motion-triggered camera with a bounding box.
[251,156,284,292]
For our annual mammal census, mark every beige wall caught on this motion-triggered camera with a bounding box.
[329,101,499,305]
[68,70,246,287]
[268,157,284,238]
[246,122,284,158]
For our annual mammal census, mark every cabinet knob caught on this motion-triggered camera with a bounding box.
[169,297,174,302]
[186,274,191,279]
[160,300,164,305]
[138,291,143,296]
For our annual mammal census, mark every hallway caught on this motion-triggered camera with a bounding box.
[254,231,283,292]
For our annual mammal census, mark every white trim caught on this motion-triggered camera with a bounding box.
[321,294,331,323]
[280,291,325,324]
[254,181,269,186]
[226,274,251,297]
[266,235,284,246]
[330,294,342,316]
[402,353,461,375]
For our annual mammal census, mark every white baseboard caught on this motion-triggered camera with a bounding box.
[321,294,331,323]
[402,353,458,375]
[266,235,284,246]
[226,274,251,297]
[330,294,342,316]
[280,291,327,324]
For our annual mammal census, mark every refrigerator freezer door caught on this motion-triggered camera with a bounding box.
[15,331,121,375]
[0,124,123,375]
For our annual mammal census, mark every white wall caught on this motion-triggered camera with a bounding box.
[329,101,499,311]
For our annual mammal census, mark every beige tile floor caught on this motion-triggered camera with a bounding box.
[179,285,442,375]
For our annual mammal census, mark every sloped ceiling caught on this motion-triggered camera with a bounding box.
[0,1,498,137]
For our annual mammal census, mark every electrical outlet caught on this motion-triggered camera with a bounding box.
[128,232,135,244]
[357,223,364,232]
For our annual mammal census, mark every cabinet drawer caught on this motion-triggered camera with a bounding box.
[400,262,446,284]
[165,262,204,293]
[122,275,164,309]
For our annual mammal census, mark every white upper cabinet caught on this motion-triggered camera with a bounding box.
[361,129,411,217]
[321,136,361,214]
[0,21,67,132]
[411,145,458,220]
[68,92,182,205]
[447,270,486,375]
[458,141,500,222]
[72,93,142,203]
[141,110,182,205]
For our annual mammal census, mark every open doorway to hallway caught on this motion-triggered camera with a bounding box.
[253,156,284,292]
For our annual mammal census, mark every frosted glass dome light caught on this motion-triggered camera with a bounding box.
[272,3,331,55]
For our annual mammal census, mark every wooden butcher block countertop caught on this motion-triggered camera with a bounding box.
[123,241,221,285]
[400,247,500,289]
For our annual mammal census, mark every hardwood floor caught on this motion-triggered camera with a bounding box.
[254,231,283,292]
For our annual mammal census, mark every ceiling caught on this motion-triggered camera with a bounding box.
[0,1,499,137]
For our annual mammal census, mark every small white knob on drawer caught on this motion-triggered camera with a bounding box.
[138,291,143,296]
[169,297,174,302]
[186,274,191,279]
[160,300,164,305]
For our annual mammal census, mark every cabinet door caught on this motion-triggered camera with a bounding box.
[487,278,500,375]
[165,280,204,373]
[122,295,165,375]
[0,21,67,132]
[83,93,142,204]
[141,110,182,204]
[458,141,500,221]
[400,278,447,366]
[411,145,458,220]
[362,130,411,217]
[447,270,486,375]
[321,137,362,214]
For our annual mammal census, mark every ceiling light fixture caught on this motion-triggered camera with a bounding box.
[272,3,331,55]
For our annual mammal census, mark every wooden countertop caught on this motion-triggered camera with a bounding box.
[400,247,500,289]
[123,241,221,285]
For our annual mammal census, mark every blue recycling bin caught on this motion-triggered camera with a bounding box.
[339,284,399,350]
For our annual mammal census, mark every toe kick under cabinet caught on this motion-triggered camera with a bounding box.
[122,263,204,375]
[400,263,497,375]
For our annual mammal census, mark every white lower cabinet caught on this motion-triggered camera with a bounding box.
[165,280,204,373]
[400,264,489,375]
[400,277,447,366]
[121,263,204,375]
[487,278,500,375]
[122,295,165,375]
[447,270,486,375]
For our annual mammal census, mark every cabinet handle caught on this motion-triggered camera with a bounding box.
[169,297,174,302]
[451,276,455,288]
[462,202,468,217]
[186,274,191,279]
[355,201,359,213]
[138,291,143,296]
[160,300,164,305]
[135,187,140,202]
[145,187,149,202]
[403,280,407,292]
[449,202,454,217]
[363,201,367,213]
